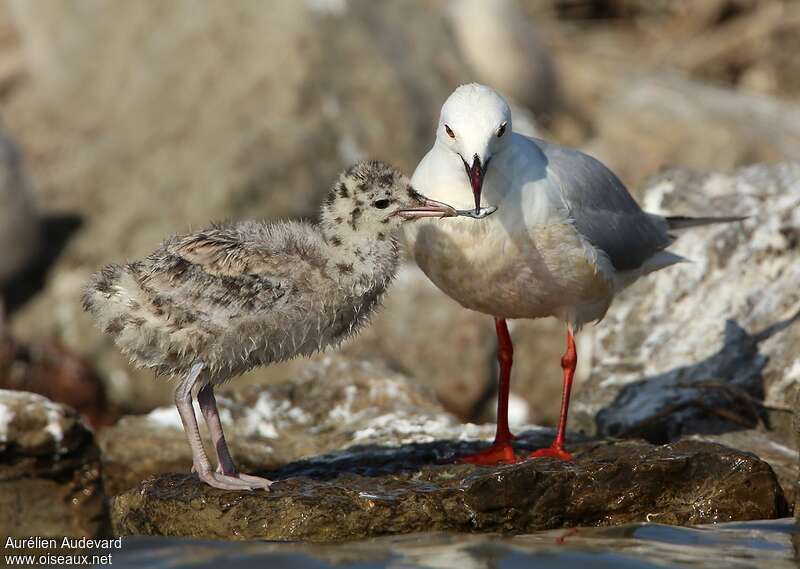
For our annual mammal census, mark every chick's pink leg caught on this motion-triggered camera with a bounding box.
[197,383,272,490]
[175,363,256,491]
[530,328,576,461]
[460,317,517,465]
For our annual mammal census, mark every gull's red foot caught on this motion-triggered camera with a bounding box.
[529,445,573,461]
[459,440,517,465]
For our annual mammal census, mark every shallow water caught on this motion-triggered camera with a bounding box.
[100,518,797,569]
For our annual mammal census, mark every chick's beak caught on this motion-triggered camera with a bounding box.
[462,154,489,213]
[394,196,457,220]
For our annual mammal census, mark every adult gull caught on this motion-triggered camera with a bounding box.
[405,83,742,463]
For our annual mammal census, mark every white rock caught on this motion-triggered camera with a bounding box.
[572,163,800,443]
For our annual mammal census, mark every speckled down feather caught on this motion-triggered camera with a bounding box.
[81,161,419,384]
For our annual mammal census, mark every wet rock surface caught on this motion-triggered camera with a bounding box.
[573,163,800,450]
[0,389,106,537]
[689,430,798,508]
[111,438,787,541]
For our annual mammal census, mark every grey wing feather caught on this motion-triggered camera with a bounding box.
[152,226,288,315]
[537,139,672,271]
[142,220,329,322]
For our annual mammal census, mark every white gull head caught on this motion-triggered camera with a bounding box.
[436,83,512,210]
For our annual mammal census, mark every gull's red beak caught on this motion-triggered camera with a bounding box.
[462,154,488,213]
[395,196,457,220]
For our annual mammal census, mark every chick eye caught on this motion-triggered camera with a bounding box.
[444,124,455,139]
[497,122,507,137]
[373,199,391,209]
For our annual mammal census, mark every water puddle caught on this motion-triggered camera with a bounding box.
[100,518,798,569]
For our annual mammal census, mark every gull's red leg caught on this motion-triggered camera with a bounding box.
[531,328,578,460]
[494,317,516,444]
[530,328,576,461]
[460,317,517,465]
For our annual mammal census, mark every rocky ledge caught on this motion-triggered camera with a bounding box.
[111,436,787,542]
[0,389,106,537]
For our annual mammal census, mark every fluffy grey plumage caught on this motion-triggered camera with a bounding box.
[81,160,458,491]
[83,161,435,384]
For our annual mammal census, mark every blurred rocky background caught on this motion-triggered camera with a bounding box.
[0,0,798,539]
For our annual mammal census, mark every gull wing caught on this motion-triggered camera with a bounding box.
[535,138,672,271]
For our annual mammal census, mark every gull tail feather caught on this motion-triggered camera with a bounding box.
[614,250,687,293]
[665,215,747,231]
[640,250,686,274]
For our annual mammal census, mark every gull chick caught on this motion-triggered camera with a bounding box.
[82,161,460,491]
[406,84,743,464]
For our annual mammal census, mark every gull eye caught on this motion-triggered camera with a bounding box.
[373,199,391,210]
[444,124,455,139]
[497,122,507,137]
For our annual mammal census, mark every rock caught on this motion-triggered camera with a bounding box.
[524,1,800,150]
[689,430,797,509]
[111,439,787,541]
[796,391,800,518]
[0,336,113,429]
[571,163,800,449]
[0,389,106,537]
[104,357,789,541]
[2,0,473,414]
[0,126,37,297]
[659,1,800,101]
[99,355,475,496]
[584,75,800,189]
[446,0,559,119]
[507,102,542,138]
